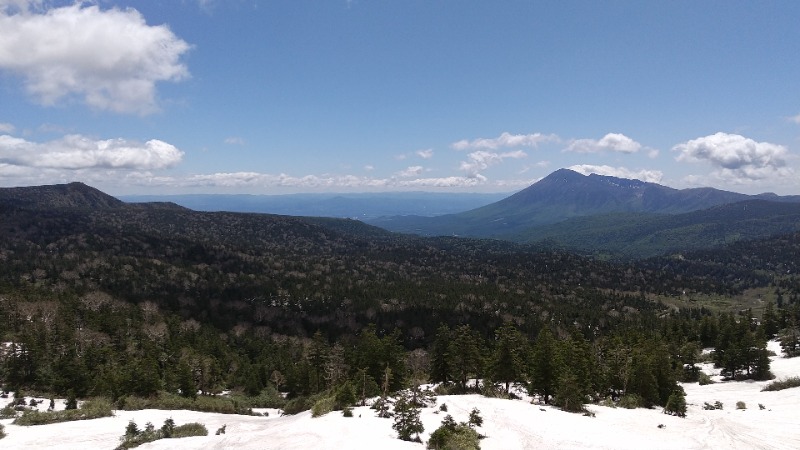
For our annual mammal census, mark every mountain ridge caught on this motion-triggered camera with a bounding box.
[367,168,800,238]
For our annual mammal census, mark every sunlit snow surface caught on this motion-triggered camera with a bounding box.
[2,340,799,449]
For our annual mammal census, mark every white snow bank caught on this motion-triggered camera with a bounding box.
[1,341,798,449]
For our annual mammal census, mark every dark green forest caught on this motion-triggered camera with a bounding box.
[1,183,799,414]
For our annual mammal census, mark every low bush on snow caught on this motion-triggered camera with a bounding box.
[12,398,113,425]
[761,376,800,392]
[116,418,208,449]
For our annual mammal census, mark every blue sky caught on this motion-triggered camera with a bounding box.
[1,0,800,195]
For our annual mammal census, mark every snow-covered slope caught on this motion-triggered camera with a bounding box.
[2,341,799,450]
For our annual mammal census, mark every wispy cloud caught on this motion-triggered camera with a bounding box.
[789,114,800,125]
[459,150,527,177]
[451,132,558,151]
[0,2,190,115]
[0,122,14,133]
[568,164,664,183]
[416,149,434,159]
[395,166,425,178]
[224,137,246,145]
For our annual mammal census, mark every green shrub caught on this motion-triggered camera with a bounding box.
[618,394,644,409]
[0,405,16,419]
[172,422,208,438]
[698,372,714,386]
[311,396,335,418]
[761,377,800,392]
[736,401,746,410]
[282,396,313,415]
[116,392,251,415]
[427,416,480,450]
[663,390,687,418]
[13,398,113,426]
[342,406,353,417]
[0,423,6,439]
[334,382,356,410]
[116,419,208,449]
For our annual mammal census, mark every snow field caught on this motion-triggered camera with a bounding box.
[1,341,798,449]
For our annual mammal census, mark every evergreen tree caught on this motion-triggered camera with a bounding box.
[761,301,779,340]
[393,392,424,442]
[554,372,585,412]
[561,329,595,402]
[449,325,483,391]
[490,323,528,393]
[177,360,197,399]
[663,388,687,417]
[529,327,562,404]
[430,324,452,385]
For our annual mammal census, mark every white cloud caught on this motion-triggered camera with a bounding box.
[363,165,374,171]
[568,164,664,183]
[396,166,424,178]
[459,150,527,176]
[0,2,190,115]
[565,133,643,154]
[673,132,793,181]
[397,175,486,188]
[224,137,245,145]
[451,132,558,151]
[0,134,184,170]
[788,114,800,125]
[416,149,434,159]
[0,1,42,13]
[0,122,14,133]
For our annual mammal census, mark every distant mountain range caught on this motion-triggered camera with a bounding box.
[119,192,508,219]
[366,168,800,258]
[5,170,800,260]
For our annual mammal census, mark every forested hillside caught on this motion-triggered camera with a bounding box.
[1,183,799,417]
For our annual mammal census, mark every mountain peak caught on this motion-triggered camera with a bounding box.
[0,182,124,210]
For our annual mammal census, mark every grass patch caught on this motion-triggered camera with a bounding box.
[761,377,800,392]
[12,398,113,426]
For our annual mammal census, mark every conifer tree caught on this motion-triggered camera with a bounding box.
[490,323,528,393]
[449,324,483,391]
[529,327,562,404]
[430,324,452,385]
[663,388,687,417]
[393,392,424,442]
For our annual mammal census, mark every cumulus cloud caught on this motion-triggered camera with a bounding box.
[568,164,664,183]
[673,132,793,181]
[564,133,643,154]
[451,132,558,151]
[416,149,434,159]
[0,2,190,114]
[0,134,184,170]
[0,122,14,133]
[459,150,527,176]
